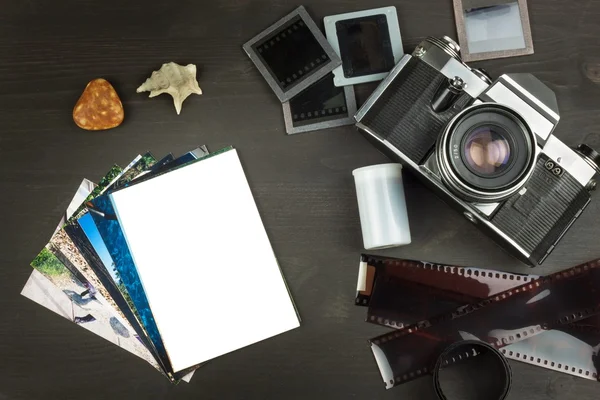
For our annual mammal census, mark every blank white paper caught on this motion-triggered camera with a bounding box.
[109,149,300,373]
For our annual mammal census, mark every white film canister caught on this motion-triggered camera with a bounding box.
[352,163,412,250]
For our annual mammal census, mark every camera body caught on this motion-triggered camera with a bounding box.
[355,37,600,266]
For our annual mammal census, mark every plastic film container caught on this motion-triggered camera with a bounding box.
[352,164,412,250]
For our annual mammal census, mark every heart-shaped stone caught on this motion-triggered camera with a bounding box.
[73,79,124,130]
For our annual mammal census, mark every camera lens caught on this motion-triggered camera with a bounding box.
[436,104,537,203]
[463,126,512,176]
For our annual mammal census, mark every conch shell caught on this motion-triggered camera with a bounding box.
[136,62,202,115]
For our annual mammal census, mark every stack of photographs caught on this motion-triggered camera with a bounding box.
[23,146,301,382]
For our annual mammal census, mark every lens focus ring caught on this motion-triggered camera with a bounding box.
[436,103,537,203]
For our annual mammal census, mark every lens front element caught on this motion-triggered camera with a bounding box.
[464,126,512,176]
[436,103,537,203]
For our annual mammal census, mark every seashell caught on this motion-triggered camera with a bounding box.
[136,62,202,115]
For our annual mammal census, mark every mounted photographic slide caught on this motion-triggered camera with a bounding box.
[243,6,341,102]
[453,0,534,61]
[324,7,404,86]
[282,73,357,134]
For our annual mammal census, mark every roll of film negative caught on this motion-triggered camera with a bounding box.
[433,340,512,400]
[355,254,600,388]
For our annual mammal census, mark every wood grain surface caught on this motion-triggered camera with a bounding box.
[1,0,600,399]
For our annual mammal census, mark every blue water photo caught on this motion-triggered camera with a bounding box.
[88,194,168,362]
[78,213,121,284]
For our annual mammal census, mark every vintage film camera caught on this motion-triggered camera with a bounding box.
[356,36,600,266]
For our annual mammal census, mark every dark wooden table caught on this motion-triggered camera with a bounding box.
[2,1,600,399]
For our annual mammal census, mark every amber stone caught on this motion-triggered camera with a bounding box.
[73,78,124,130]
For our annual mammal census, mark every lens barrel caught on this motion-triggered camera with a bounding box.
[436,103,537,203]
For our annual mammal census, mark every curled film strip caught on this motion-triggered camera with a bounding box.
[433,340,512,400]
[356,254,600,388]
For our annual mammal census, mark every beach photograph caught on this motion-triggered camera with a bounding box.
[29,243,161,372]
